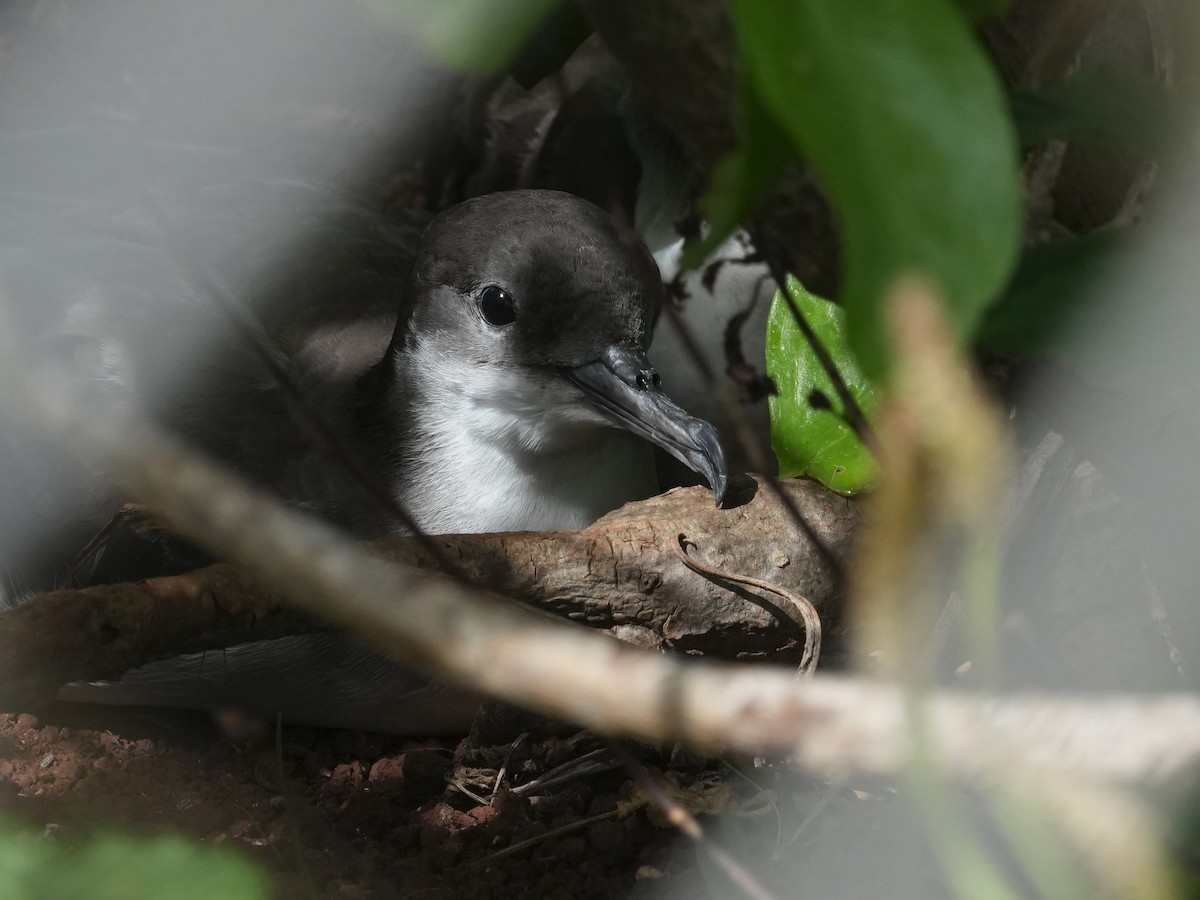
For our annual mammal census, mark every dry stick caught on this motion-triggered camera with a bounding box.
[0,481,847,706]
[609,741,781,900]
[449,780,491,806]
[7,308,1200,783]
[511,748,620,795]
[671,533,821,676]
[659,299,847,584]
[492,731,529,799]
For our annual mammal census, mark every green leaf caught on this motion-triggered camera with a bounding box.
[0,820,268,900]
[729,0,1022,378]
[766,277,879,494]
[371,0,564,74]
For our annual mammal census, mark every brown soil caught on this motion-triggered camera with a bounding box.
[0,703,692,899]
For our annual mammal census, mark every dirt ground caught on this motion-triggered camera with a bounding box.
[0,703,704,899]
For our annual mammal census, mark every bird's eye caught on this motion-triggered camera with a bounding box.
[478,285,516,327]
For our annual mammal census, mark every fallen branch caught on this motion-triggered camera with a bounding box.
[4,311,1200,785]
[0,477,854,707]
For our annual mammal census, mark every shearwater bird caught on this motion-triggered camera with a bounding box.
[37,187,729,733]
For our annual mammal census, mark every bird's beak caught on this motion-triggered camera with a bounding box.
[567,345,730,506]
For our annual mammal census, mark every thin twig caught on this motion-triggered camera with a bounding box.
[448,780,492,806]
[672,533,821,676]
[491,731,529,799]
[511,747,620,795]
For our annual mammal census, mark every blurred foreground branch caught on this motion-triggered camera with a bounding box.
[3,313,1200,785]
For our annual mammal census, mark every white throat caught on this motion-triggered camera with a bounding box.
[397,342,658,534]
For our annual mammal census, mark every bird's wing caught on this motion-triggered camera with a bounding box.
[58,634,482,735]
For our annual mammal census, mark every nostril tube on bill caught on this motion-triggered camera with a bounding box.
[635,368,660,391]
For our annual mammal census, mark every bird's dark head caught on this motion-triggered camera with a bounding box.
[395,189,728,504]
[405,189,661,366]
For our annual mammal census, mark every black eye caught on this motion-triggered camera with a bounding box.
[479,285,516,327]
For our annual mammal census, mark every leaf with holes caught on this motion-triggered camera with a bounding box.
[767,278,878,494]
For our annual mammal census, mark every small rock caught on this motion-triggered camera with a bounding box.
[417,802,474,849]
[327,761,364,791]
[490,786,521,816]
[367,754,406,785]
[467,804,497,824]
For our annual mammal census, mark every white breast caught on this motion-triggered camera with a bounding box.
[399,349,659,534]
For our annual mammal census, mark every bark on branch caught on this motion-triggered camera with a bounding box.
[0,477,857,708]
